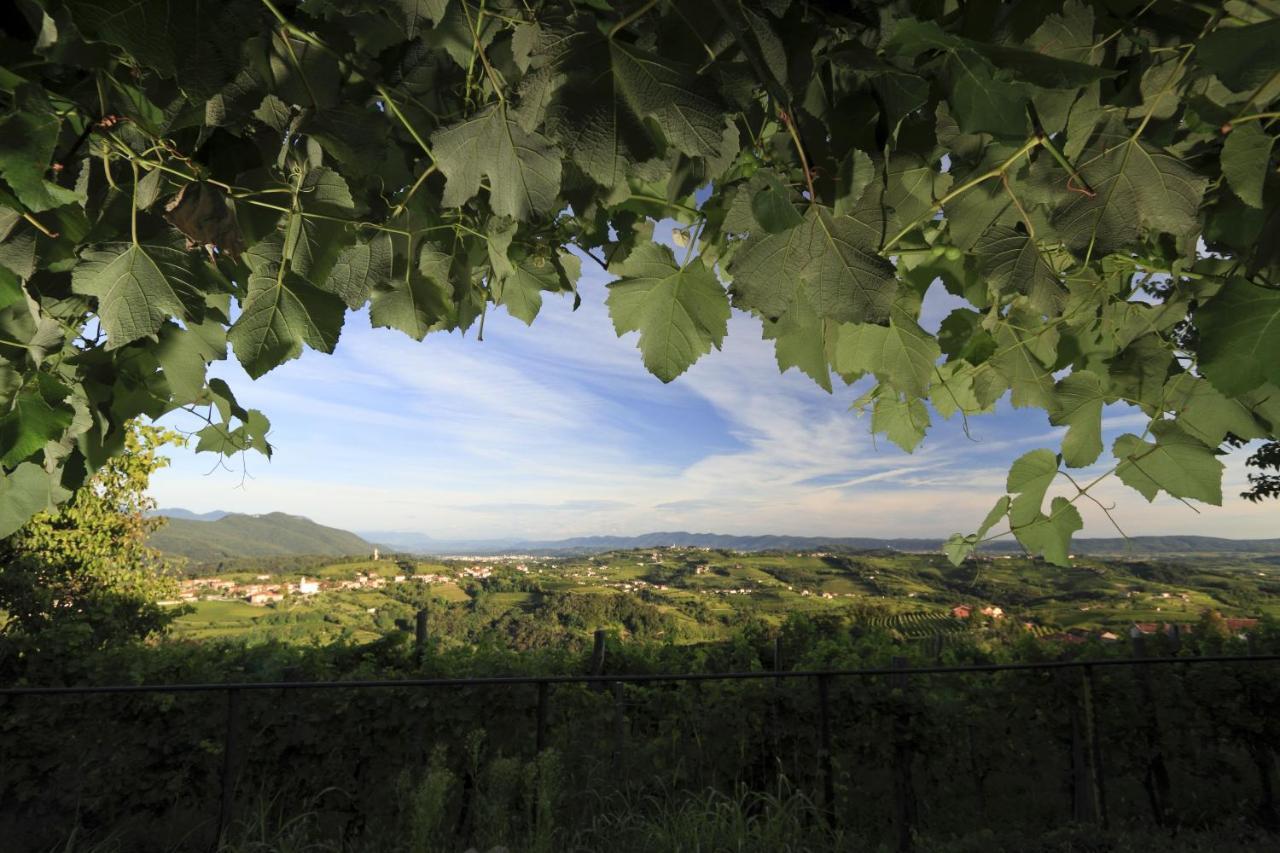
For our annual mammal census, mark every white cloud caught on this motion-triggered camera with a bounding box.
[150,273,1280,541]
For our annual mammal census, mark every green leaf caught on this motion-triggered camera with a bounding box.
[1015,497,1082,566]
[71,244,197,349]
[946,54,1030,136]
[609,40,730,161]
[871,393,931,452]
[1196,278,1280,396]
[323,233,393,309]
[0,462,71,539]
[1114,421,1224,505]
[750,177,804,234]
[836,305,940,397]
[1165,374,1266,447]
[432,105,563,221]
[986,321,1057,410]
[762,284,833,392]
[0,389,73,467]
[1221,124,1274,209]
[1054,129,1207,258]
[732,208,896,325]
[228,269,346,378]
[0,89,85,213]
[368,244,454,341]
[938,308,995,364]
[1199,19,1280,91]
[1049,370,1106,468]
[799,208,898,322]
[930,360,989,418]
[65,0,256,98]
[1007,448,1059,529]
[494,253,574,326]
[974,226,1065,313]
[606,244,729,382]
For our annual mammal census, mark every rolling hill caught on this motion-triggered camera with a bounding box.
[150,512,375,562]
[153,507,1280,561]
[362,530,1280,557]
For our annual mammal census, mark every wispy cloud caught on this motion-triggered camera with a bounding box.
[150,272,1278,540]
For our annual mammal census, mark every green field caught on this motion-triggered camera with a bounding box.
[169,547,1280,647]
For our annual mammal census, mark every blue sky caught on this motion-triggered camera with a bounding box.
[149,246,1277,540]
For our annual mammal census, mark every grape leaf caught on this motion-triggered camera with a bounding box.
[974,226,1065,313]
[944,494,1012,565]
[1165,374,1266,447]
[0,89,85,213]
[1221,124,1274,209]
[1007,447,1059,529]
[1015,497,1082,566]
[369,244,454,341]
[1196,278,1280,396]
[871,393,931,452]
[0,388,73,467]
[1049,370,1106,468]
[71,243,198,350]
[0,462,70,539]
[986,322,1057,409]
[65,0,255,98]
[1198,19,1280,91]
[799,208,898,323]
[606,244,729,383]
[835,305,940,397]
[228,268,346,378]
[323,233,393,309]
[432,105,562,220]
[1054,128,1207,258]
[762,283,833,392]
[1114,421,1223,505]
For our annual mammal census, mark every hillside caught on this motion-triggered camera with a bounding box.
[361,530,1280,557]
[150,512,375,562]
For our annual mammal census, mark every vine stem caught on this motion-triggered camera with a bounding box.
[129,160,139,245]
[377,86,437,164]
[388,163,440,220]
[1230,67,1280,123]
[882,137,1042,253]
[1036,132,1093,195]
[1225,111,1280,129]
[609,0,659,39]
[781,109,818,206]
[21,212,58,239]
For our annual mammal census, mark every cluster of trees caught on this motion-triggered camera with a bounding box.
[0,424,182,656]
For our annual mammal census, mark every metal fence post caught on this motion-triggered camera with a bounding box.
[612,681,626,773]
[536,681,549,754]
[817,674,835,822]
[590,630,607,693]
[1082,664,1108,828]
[891,657,916,853]
[214,687,242,850]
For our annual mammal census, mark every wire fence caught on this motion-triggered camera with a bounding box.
[5,649,1280,851]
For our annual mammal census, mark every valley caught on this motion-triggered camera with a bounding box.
[167,545,1280,649]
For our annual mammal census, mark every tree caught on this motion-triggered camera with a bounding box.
[1,1,1277,565]
[0,423,182,649]
[1241,441,1280,503]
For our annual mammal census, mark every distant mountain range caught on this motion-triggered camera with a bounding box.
[152,509,1280,560]
[149,511,374,562]
[374,531,1280,557]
